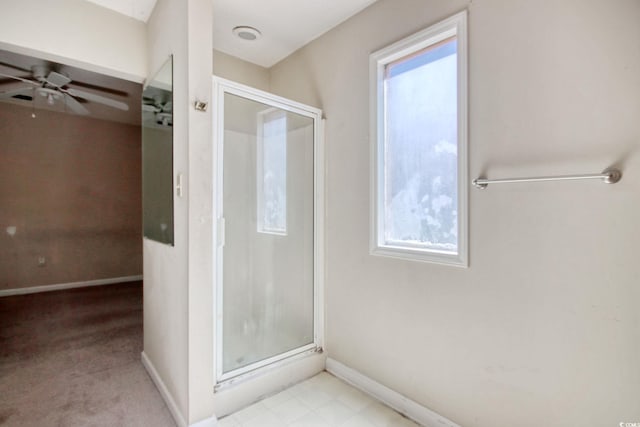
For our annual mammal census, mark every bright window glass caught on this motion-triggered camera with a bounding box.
[257,110,287,235]
[384,38,458,252]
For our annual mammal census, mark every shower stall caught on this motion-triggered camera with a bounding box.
[212,77,324,395]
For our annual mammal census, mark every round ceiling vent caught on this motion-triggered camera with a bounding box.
[232,26,261,41]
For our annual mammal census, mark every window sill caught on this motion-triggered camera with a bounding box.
[370,244,468,268]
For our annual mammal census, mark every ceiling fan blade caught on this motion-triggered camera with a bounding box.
[0,87,34,100]
[69,80,129,97]
[0,77,29,85]
[63,94,89,115]
[46,71,72,88]
[0,61,31,73]
[0,72,38,86]
[66,88,129,111]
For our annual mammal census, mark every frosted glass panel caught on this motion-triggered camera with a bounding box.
[222,93,314,374]
[384,39,458,252]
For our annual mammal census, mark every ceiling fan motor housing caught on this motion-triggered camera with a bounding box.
[31,65,49,82]
[31,65,72,88]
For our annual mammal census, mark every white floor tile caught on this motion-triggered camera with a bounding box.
[287,380,313,395]
[309,374,354,396]
[336,388,375,412]
[233,401,269,423]
[271,397,313,424]
[217,415,241,427]
[306,372,339,387]
[225,372,423,427]
[262,389,295,409]
[358,402,404,427]
[392,416,422,427]
[339,414,378,427]
[296,387,334,409]
[314,400,356,425]
[288,412,334,427]
[241,411,282,427]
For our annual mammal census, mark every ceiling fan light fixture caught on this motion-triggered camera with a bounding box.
[37,88,62,105]
[232,26,261,41]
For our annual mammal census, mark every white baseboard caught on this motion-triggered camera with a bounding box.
[0,275,143,297]
[326,358,461,427]
[141,351,189,427]
[141,351,217,427]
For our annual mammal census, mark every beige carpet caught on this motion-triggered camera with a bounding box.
[0,282,176,427]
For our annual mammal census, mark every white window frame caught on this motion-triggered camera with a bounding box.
[257,108,288,236]
[369,10,468,267]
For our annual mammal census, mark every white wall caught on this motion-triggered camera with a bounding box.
[144,0,214,425]
[269,1,640,426]
[0,0,147,82]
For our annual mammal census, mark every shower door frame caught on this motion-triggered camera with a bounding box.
[212,76,325,387]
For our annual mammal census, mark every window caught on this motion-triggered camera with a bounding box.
[257,109,287,235]
[370,11,468,266]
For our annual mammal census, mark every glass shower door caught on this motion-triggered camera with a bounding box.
[215,81,320,382]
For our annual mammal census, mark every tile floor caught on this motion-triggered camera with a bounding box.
[218,372,422,427]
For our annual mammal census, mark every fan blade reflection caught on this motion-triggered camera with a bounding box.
[0,87,33,100]
[66,88,129,111]
[67,80,129,97]
[142,103,161,113]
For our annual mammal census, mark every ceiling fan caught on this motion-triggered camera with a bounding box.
[142,87,172,126]
[0,63,129,115]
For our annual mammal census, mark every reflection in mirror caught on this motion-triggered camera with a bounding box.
[142,56,174,245]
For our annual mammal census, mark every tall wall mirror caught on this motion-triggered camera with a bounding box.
[142,56,174,245]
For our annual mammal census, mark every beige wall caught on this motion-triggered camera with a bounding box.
[269,1,640,426]
[0,0,147,82]
[144,0,190,420]
[185,0,215,422]
[213,49,270,91]
[143,0,214,425]
[0,0,213,424]
[0,103,142,290]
